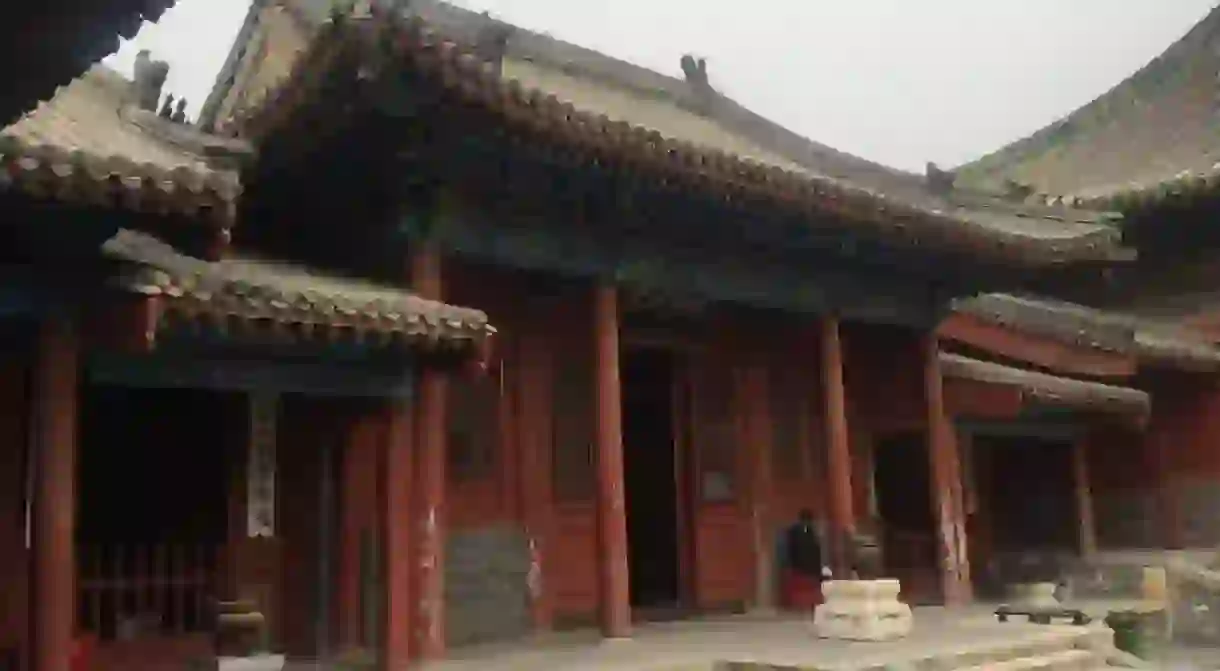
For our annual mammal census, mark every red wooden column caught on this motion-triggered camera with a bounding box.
[382,401,414,670]
[410,245,449,659]
[593,283,631,638]
[30,317,79,671]
[820,316,855,575]
[1071,431,1098,558]
[518,328,555,630]
[922,334,972,605]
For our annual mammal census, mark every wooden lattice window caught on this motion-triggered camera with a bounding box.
[447,373,500,483]
[551,339,596,503]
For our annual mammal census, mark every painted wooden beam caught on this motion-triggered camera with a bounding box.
[956,419,1085,441]
[87,354,415,398]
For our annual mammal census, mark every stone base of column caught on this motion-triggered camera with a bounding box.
[219,654,285,671]
[813,579,913,641]
[1008,582,1062,611]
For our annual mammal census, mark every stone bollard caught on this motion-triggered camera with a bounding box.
[813,579,913,641]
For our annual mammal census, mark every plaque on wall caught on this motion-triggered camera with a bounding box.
[701,471,734,503]
[247,392,279,538]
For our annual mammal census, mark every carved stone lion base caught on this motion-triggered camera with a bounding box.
[813,579,913,641]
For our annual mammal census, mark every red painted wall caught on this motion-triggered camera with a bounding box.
[0,357,29,662]
[843,324,926,435]
[943,378,1023,421]
[435,264,973,622]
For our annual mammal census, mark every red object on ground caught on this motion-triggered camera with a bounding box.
[780,569,824,610]
[70,634,95,671]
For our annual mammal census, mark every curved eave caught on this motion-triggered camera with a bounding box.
[103,229,496,366]
[1134,329,1220,372]
[952,293,1220,373]
[240,9,1129,268]
[939,352,1149,418]
[957,6,1220,210]
[0,1,179,126]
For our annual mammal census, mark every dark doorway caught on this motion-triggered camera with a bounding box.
[978,435,1077,551]
[873,432,940,603]
[77,385,242,639]
[621,346,682,610]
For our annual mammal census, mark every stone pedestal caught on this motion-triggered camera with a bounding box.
[813,579,913,641]
[1009,582,1062,611]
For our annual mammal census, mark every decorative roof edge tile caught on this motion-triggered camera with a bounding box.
[955,6,1220,193]
[952,292,1220,371]
[1065,163,1220,212]
[939,351,1150,417]
[1,69,245,226]
[101,228,494,357]
[238,8,1131,268]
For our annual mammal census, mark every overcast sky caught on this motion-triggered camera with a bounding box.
[104,0,1217,172]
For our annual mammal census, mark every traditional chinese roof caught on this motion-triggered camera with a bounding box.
[103,228,495,357]
[232,1,1129,268]
[939,352,1150,417]
[0,0,179,126]
[1,66,246,227]
[957,6,1220,211]
[952,292,1220,371]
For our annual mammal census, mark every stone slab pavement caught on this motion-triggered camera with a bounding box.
[1164,645,1220,670]
[417,607,1093,671]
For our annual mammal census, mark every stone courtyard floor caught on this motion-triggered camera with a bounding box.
[419,606,1100,671]
[1164,644,1220,670]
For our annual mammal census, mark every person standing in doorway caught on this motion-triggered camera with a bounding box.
[781,509,828,611]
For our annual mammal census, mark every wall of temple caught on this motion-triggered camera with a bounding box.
[0,354,29,665]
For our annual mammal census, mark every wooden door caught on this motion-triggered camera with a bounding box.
[686,351,751,609]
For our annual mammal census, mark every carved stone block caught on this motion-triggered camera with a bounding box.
[813,579,913,641]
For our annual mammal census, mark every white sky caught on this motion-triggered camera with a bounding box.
[103,0,1218,172]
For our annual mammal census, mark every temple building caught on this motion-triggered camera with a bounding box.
[0,62,492,671]
[195,2,1131,667]
[958,3,1220,560]
[14,1,1220,670]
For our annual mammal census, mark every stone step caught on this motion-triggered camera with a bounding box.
[715,628,1107,671]
[954,648,1098,671]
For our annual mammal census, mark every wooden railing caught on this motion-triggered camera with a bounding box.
[77,543,219,641]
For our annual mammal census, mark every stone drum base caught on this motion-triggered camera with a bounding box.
[813,579,913,641]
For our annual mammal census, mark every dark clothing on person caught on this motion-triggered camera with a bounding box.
[785,521,824,577]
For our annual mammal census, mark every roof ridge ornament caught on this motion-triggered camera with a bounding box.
[680,54,715,114]
[925,161,956,196]
[680,54,711,92]
[132,50,170,113]
[1003,179,1035,203]
[475,14,514,69]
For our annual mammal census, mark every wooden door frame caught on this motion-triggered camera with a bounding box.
[670,350,697,609]
[620,333,702,610]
